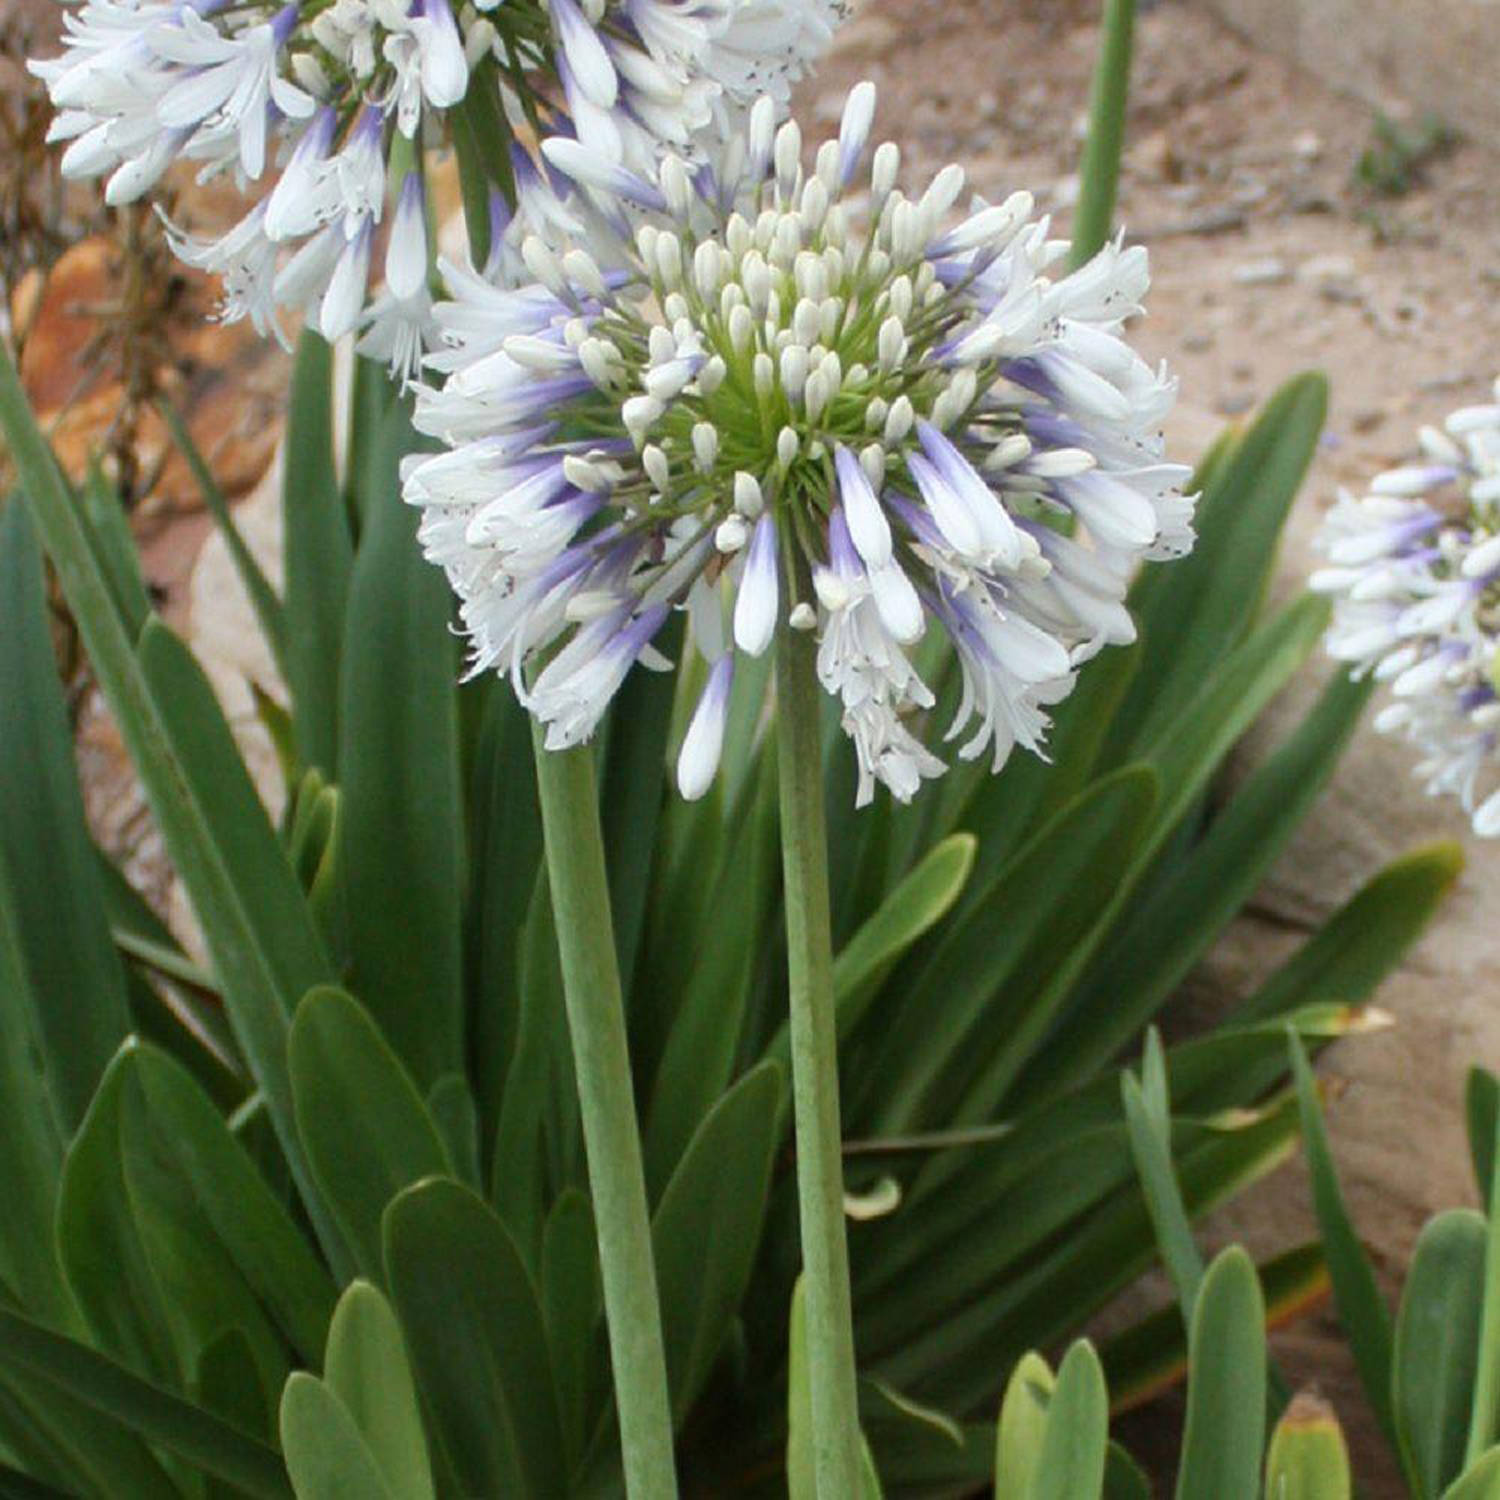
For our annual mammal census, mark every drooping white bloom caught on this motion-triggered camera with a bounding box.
[1313,385,1500,836]
[31,0,846,376]
[404,83,1195,804]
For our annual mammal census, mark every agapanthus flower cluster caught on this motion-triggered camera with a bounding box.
[30,0,841,377]
[1313,384,1500,836]
[404,83,1195,806]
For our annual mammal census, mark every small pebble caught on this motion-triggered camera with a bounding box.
[1233,257,1291,286]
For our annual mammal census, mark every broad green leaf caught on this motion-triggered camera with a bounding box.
[116,1064,290,1406]
[338,401,464,1086]
[0,343,345,1274]
[0,1456,79,1497]
[1395,1211,1486,1499]
[0,1308,290,1498]
[1057,669,1370,1080]
[282,329,349,775]
[289,987,450,1279]
[653,1062,783,1422]
[127,1043,334,1364]
[383,1178,565,1498]
[95,849,242,1090]
[1238,843,1462,1023]
[540,1190,602,1465]
[1026,1340,1108,1500]
[1264,1392,1352,1500]
[323,1283,433,1500]
[854,766,1157,1135]
[1444,1448,1500,1500]
[0,501,131,1129]
[1175,1246,1266,1500]
[995,1352,1054,1496]
[1288,1030,1396,1447]
[1110,373,1328,757]
[280,1374,397,1500]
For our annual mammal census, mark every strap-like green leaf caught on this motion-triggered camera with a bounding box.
[158,398,286,675]
[1238,843,1462,1024]
[289,987,450,1280]
[337,400,464,1086]
[1264,1392,1352,1500]
[645,759,780,1190]
[1395,1211,1487,1499]
[383,1178,566,1498]
[128,1043,335,1363]
[280,1373,399,1500]
[653,1062,783,1423]
[995,1352,1054,1495]
[1057,669,1370,1081]
[1174,1247,1265,1500]
[1026,1341,1108,1500]
[787,1279,882,1500]
[0,501,130,1131]
[1109,373,1328,758]
[854,766,1156,1136]
[540,1190,603,1466]
[1470,1068,1500,1214]
[1287,1030,1396,1448]
[0,344,344,1270]
[322,1283,433,1500]
[1442,1447,1500,1500]
[880,1091,1300,1412]
[0,1308,290,1499]
[282,329,350,776]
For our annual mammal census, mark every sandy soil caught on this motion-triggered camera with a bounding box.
[9,0,1500,1489]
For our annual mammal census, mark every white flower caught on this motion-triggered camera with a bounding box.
[1314,382,1500,837]
[31,0,847,359]
[403,83,1195,804]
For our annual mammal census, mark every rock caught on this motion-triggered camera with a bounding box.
[15,235,285,512]
[1299,253,1359,291]
[1126,129,1180,182]
[1233,256,1292,286]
